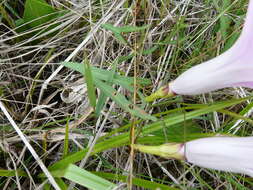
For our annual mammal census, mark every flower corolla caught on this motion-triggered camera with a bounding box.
[134,136,253,177]
[184,136,253,177]
[146,1,253,101]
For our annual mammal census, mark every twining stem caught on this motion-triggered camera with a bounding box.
[128,1,142,189]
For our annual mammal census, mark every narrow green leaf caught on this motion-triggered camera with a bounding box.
[101,23,150,33]
[224,101,253,131]
[114,33,128,44]
[51,164,116,190]
[95,93,107,116]
[95,62,117,115]
[218,109,253,126]
[117,24,150,33]
[137,133,217,145]
[142,46,159,55]
[83,59,96,108]
[63,117,70,158]
[150,120,202,143]
[61,62,150,86]
[94,78,157,121]
[101,23,149,44]
[94,172,179,190]
[62,61,155,120]
[0,4,15,28]
[101,23,121,33]
[55,178,68,190]
[142,96,253,136]
[0,169,27,177]
[23,0,59,28]
[220,16,232,39]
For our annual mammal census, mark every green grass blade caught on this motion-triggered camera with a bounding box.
[101,23,149,33]
[55,178,68,190]
[224,101,253,131]
[101,23,149,44]
[63,117,70,158]
[218,109,253,126]
[0,169,27,177]
[52,164,116,190]
[0,5,15,28]
[94,172,179,190]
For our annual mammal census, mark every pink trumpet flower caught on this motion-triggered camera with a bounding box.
[146,1,253,101]
[134,136,253,177]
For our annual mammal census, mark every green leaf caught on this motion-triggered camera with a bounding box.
[63,117,70,158]
[94,172,179,190]
[83,59,97,108]
[223,19,241,51]
[55,178,68,190]
[94,78,157,121]
[0,169,27,177]
[142,46,159,55]
[61,62,150,87]
[219,16,232,39]
[218,109,253,126]
[23,0,59,28]
[150,119,202,143]
[95,93,107,116]
[101,23,150,33]
[101,23,150,44]
[95,62,117,115]
[224,101,253,131]
[137,133,217,145]
[51,164,116,190]
[114,33,128,44]
[117,25,150,33]
[0,4,15,28]
[61,61,155,120]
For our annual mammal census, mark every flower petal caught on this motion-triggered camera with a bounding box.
[234,0,253,50]
[233,82,253,88]
[170,52,233,95]
[185,137,253,177]
[170,1,253,95]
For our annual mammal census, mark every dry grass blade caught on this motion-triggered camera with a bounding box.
[0,101,61,190]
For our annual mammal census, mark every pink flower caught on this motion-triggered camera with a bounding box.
[134,136,253,177]
[146,1,253,101]
[184,136,253,177]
